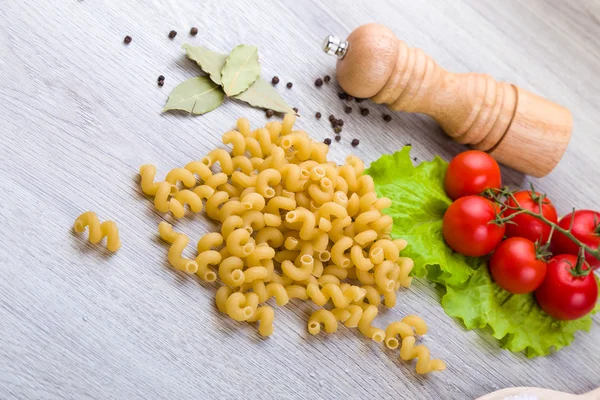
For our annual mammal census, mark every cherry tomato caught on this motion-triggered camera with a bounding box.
[535,254,598,320]
[551,210,600,270]
[489,237,547,294]
[503,191,558,244]
[442,196,506,257]
[444,150,501,200]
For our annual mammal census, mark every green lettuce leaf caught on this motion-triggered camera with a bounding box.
[366,146,475,286]
[443,264,595,357]
[366,146,597,357]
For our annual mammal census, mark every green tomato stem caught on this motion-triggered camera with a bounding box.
[487,188,600,262]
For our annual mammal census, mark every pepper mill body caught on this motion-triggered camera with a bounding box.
[324,24,572,177]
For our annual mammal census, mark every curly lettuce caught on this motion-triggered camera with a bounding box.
[366,146,596,357]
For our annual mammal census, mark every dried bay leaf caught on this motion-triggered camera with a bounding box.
[233,77,295,114]
[182,43,227,85]
[163,76,224,115]
[220,44,260,96]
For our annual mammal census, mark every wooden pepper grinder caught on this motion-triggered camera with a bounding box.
[323,23,573,177]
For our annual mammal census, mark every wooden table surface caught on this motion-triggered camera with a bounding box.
[1,0,599,399]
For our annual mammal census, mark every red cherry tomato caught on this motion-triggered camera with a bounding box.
[535,254,598,320]
[489,237,547,294]
[444,150,501,200]
[503,191,558,244]
[551,210,600,270]
[442,196,506,257]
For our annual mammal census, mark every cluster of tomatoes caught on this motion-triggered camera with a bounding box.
[442,150,599,321]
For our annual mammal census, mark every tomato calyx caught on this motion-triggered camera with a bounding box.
[535,241,552,262]
[567,249,593,278]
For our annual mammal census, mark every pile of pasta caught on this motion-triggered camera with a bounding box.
[139,114,446,374]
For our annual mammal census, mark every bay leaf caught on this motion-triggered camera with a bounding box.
[181,43,227,86]
[162,76,224,115]
[220,44,260,96]
[233,77,295,114]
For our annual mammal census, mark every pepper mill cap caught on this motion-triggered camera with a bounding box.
[322,35,348,59]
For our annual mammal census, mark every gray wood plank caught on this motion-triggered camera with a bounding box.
[0,0,599,399]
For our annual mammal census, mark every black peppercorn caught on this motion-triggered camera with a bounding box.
[335,135,341,141]
[292,107,299,113]
[190,27,198,35]
[324,75,331,83]
[168,30,177,39]
[413,157,418,162]
[315,112,322,119]
[344,106,352,114]
[406,143,412,147]
[158,80,164,87]
[272,76,280,84]
[351,139,360,147]
[338,92,347,100]
[383,114,392,122]
[356,98,364,103]
[334,127,342,134]
[337,119,344,127]
[158,75,165,82]
[328,115,336,122]
[331,119,338,127]
[286,82,293,89]
[266,109,274,118]
[324,138,332,145]
[346,96,354,102]
[360,108,370,116]
[315,78,323,87]
[123,35,132,44]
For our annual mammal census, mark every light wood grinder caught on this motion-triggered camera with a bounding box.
[323,23,573,177]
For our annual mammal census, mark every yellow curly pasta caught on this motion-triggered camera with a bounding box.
[307,283,366,308]
[158,221,198,273]
[400,336,447,374]
[74,211,121,252]
[134,114,445,374]
[308,309,338,335]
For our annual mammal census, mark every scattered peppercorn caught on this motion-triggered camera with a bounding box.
[190,27,198,36]
[328,114,336,122]
[346,96,354,102]
[324,75,331,83]
[413,157,417,162]
[344,106,352,114]
[355,98,364,103]
[360,108,370,116]
[334,127,342,134]
[286,82,293,89]
[324,138,332,145]
[123,35,132,44]
[266,109,274,118]
[315,112,322,119]
[383,114,392,122]
[158,80,164,87]
[168,30,177,39]
[271,76,280,84]
[331,119,339,127]
[406,143,412,147]
[293,107,299,113]
[315,78,323,87]
[351,139,360,147]
[337,119,344,127]
[335,135,341,141]
[338,92,347,100]
[158,75,165,82]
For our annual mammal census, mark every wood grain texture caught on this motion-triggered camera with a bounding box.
[0,0,599,399]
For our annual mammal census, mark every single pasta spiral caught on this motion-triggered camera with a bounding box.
[73,211,121,252]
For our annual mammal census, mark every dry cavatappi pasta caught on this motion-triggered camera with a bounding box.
[74,211,121,252]
[140,114,446,374]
